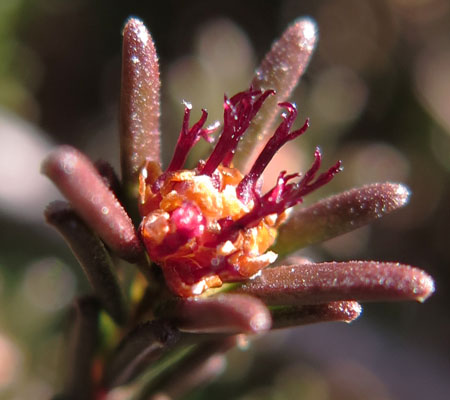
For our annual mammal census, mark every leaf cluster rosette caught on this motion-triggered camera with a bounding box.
[43,17,434,400]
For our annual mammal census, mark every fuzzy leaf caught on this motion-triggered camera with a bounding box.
[168,294,271,334]
[235,261,434,305]
[45,202,127,324]
[271,301,362,329]
[235,17,318,171]
[42,145,142,261]
[275,182,410,257]
[120,17,161,197]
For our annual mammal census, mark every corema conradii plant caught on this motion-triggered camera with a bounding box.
[42,17,434,399]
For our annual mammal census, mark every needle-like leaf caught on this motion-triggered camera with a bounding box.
[42,145,143,261]
[235,261,434,305]
[271,301,362,329]
[168,294,271,334]
[235,17,318,171]
[120,17,161,198]
[45,202,127,324]
[275,182,410,257]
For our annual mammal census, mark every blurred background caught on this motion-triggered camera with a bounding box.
[0,0,449,399]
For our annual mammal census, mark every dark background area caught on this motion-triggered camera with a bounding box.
[0,0,449,398]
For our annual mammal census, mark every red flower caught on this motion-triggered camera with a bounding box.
[139,88,341,296]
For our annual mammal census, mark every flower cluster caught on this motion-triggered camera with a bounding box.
[139,88,341,297]
[42,17,434,399]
